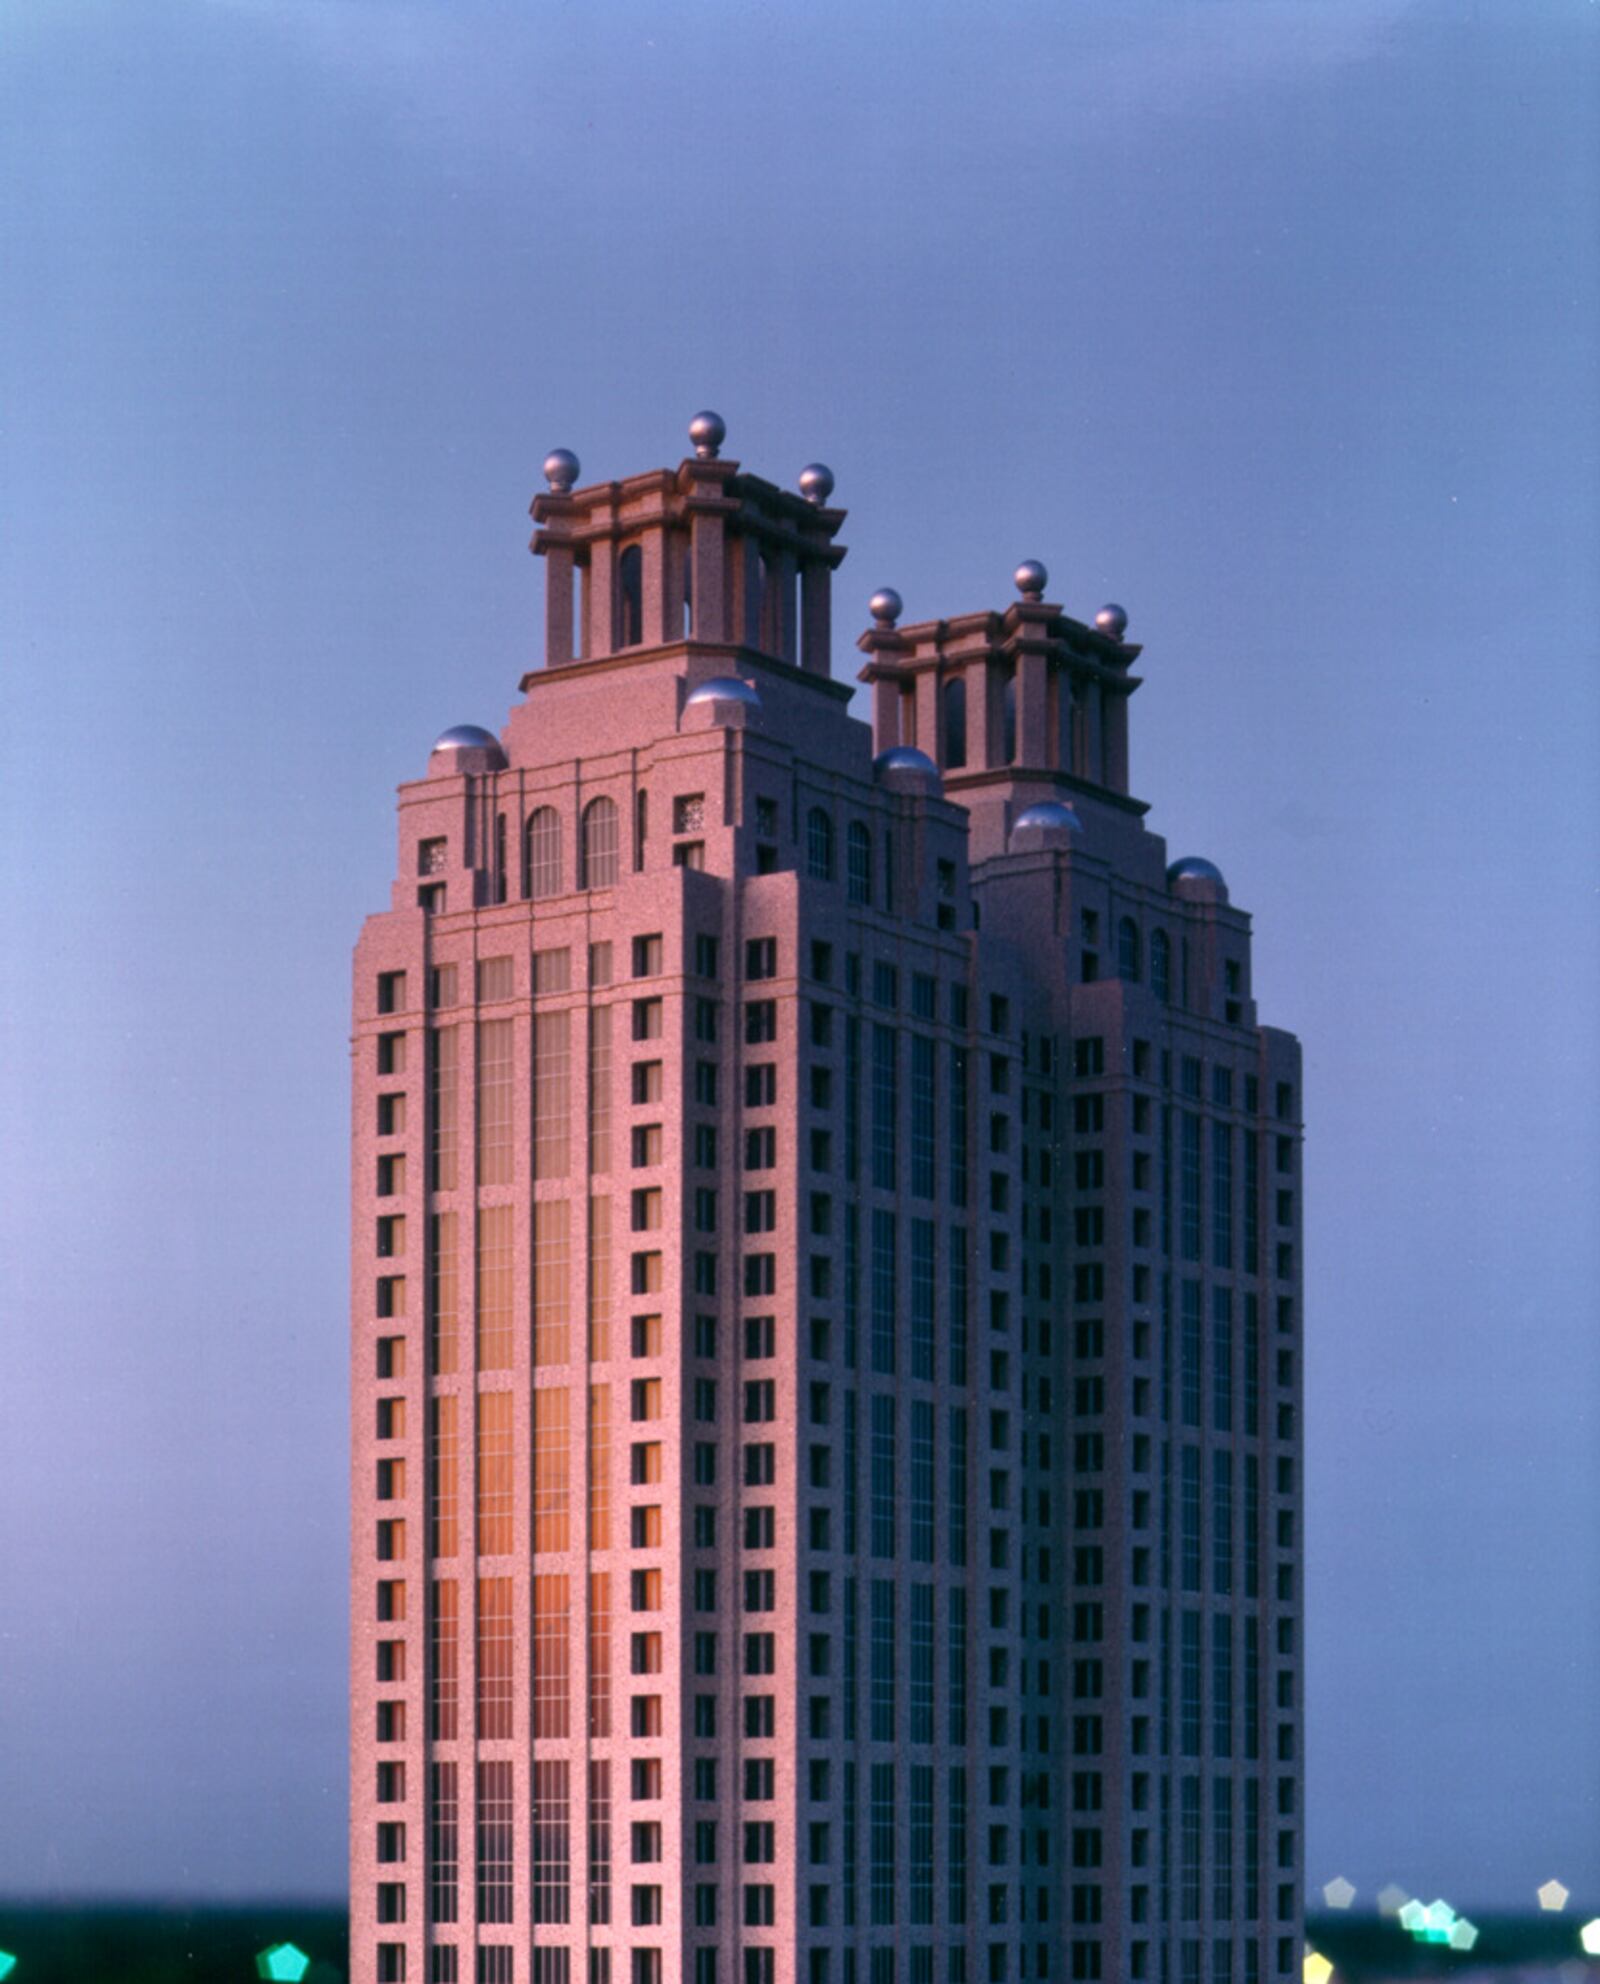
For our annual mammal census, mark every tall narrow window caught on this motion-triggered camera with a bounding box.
[590,1758,613,1923]
[910,1399,935,1562]
[532,1759,572,1923]
[589,1571,612,1739]
[1118,918,1142,982]
[476,1758,514,1922]
[589,1385,611,1547]
[429,1760,459,1924]
[871,1394,897,1556]
[476,1019,514,1186]
[590,1007,613,1175]
[476,1206,514,1372]
[429,1394,459,1557]
[476,1392,514,1555]
[1150,929,1171,1004]
[534,1011,572,1179]
[430,1580,459,1740]
[477,1578,514,1739]
[582,797,620,889]
[619,545,644,648]
[870,1582,896,1743]
[533,1200,571,1366]
[807,807,835,881]
[847,822,872,906]
[910,1220,935,1382]
[943,676,967,768]
[588,1196,612,1360]
[525,806,562,899]
[429,1026,459,1191]
[429,1210,460,1377]
[1001,665,1017,763]
[533,1572,571,1739]
[534,1386,571,1551]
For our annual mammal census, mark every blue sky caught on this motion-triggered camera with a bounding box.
[1,0,1595,1910]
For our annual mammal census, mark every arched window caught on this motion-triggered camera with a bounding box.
[1001,665,1017,764]
[581,796,619,890]
[846,821,872,906]
[1150,928,1171,1004]
[806,807,835,882]
[1118,917,1141,983]
[943,676,967,769]
[524,807,562,900]
[618,545,643,648]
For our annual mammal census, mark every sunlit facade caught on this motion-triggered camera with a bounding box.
[350,420,1305,1984]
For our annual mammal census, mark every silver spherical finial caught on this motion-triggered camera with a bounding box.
[1095,603,1129,641]
[798,463,835,507]
[1013,559,1048,602]
[868,587,903,628]
[543,448,580,493]
[689,410,727,460]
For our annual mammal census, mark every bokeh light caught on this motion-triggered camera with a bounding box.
[0,1952,16,1981]
[1302,1953,1334,1984]
[1376,1884,1410,1917]
[1539,1879,1571,1912]
[1447,1920,1480,1952]
[1579,1919,1600,1957]
[1322,1876,1356,1910]
[255,1947,312,1984]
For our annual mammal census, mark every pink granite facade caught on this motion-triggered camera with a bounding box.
[351,423,1305,1984]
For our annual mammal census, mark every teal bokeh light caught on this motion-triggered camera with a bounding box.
[255,1945,312,1983]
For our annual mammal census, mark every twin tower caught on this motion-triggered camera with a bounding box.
[350,415,1305,1984]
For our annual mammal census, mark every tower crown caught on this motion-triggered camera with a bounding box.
[856,577,1142,804]
[530,414,846,676]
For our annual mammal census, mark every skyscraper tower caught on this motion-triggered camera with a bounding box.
[351,416,1305,1984]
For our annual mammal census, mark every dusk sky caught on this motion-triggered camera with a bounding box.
[1,0,1596,1913]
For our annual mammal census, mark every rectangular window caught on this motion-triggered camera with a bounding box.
[1180,1613,1201,1760]
[589,1006,612,1176]
[1213,1451,1234,1598]
[590,1572,612,1741]
[872,1024,898,1190]
[476,1392,514,1555]
[1213,1616,1234,1760]
[477,1578,514,1739]
[870,1208,896,1376]
[429,1759,459,1924]
[533,1010,571,1178]
[910,1218,935,1382]
[948,1406,968,1569]
[870,1579,896,1743]
[476,1760,514,1923]
[531,1758,572,1923]
[534,1200,571,1365]
[429,1394,459,1558]
[871,1394,897,1558]
[429,1580,458,1741]
[910,1034,936,1199]
[429,1210,459,1377]
[910,1399,935,1564]
[533,1387,570,1552]
[476,1206,513,1372]
[1181,1281,1202,1428]
[910,1585,935,1745]
[1213,1288,1234,1433]
[476,1019,514,1186]
[949,1043,970,1209]
[1180,1114,1202,1261]
[1181,1447,1201,1594]
[870,1762,896,1925]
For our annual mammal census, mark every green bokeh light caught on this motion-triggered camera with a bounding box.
[0,1951,17,1981]
[255,1945,312,1983]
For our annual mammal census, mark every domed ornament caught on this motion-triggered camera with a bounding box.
[1013,560,1048,601]
[1013,800,1085,836]
[684,675,761,710]
[868,588,903,627]
[689,411,727,460]
[1094,603,1129,640]
[542,448,580,493]
[798,464,835,507]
